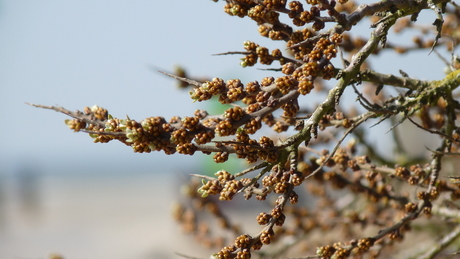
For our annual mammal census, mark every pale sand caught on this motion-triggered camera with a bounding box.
[0,173,216,259]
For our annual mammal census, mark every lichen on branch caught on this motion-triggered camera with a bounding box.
[30,0,460,258]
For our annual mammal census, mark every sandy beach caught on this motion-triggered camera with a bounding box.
[0,172,216,259]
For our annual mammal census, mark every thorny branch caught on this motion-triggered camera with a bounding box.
[29,0,460,258]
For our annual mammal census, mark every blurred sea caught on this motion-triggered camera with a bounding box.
[0,171,210,259]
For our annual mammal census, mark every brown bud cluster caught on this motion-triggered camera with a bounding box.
[43,1,460,258]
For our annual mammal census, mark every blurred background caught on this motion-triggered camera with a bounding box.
[0,0,450,258]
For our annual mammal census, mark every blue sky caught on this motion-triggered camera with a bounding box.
[0,1,448,176]
[0,1,279,176]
